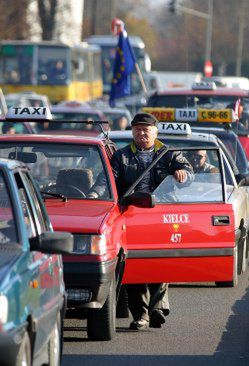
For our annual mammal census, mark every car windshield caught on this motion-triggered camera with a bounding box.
[0,171,18,243]
[154,174,224,203]
[0,143,112,200]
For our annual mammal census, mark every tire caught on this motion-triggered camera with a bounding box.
[216,245,238,287]
[116,285,129,318]
[87,277,116,341]
[47,314,62,366]
[16,331,31,366]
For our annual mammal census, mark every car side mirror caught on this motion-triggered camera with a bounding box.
[120,191,155,208]
[30,231,73,254]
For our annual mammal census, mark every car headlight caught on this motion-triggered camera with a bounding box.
[73,234,107,255]
[0,295,8,324]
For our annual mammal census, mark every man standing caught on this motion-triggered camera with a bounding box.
[111,112,193,331]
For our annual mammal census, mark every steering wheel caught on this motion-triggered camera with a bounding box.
[40,182,56,192]
[55,184,86,198]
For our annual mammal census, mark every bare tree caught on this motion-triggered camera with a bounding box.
[38,0,58,40]
[0,0,30,39]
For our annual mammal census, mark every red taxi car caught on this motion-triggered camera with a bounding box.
[1,106,249,341]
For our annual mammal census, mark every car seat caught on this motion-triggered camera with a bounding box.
[56,168,94,197]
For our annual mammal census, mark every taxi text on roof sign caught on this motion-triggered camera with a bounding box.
[192,81,216,90]
[175,109,197,122]
[158,122,192,135]
[6,106,52,121]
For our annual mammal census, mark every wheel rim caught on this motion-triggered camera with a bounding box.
[21,350,28,366]
[53,322,60,366]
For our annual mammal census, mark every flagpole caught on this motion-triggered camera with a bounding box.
[135,62,148,95]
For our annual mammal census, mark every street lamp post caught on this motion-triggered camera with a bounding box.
[170,0,213,64]
[236,0,246,76]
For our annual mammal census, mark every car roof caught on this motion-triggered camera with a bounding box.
[0,133,108,146]
[149,88,249,96]
[108,130,219,145]
[0,157,25,170]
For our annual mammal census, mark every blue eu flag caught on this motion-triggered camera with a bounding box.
[109,29,136,107]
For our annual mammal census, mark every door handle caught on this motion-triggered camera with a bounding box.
[212,215,230,226]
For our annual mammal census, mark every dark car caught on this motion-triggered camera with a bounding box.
[0,158,73,366]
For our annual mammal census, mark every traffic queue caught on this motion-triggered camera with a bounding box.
[1,81,249,363]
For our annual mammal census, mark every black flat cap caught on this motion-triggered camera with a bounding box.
[131,112,158,127]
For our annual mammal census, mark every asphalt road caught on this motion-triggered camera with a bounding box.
[62,272,249,366]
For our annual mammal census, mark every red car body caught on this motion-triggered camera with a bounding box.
[0,133,244,283]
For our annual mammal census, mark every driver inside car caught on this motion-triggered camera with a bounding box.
[186,150,219,182]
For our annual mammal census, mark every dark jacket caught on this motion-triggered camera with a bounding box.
[111,139,193,196]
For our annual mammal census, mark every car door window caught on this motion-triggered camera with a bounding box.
[0,171,18,244]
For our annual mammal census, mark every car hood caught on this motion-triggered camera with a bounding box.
[45,200,115,233]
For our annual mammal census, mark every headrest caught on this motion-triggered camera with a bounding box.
[56,168,93,192]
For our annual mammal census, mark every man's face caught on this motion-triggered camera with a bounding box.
[132,124,157,149]
[188,151,206,170]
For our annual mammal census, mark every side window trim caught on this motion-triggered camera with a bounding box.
[19,171,44,235]
[15,171,39,238]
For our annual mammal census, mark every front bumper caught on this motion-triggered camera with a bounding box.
[64,257,117,308]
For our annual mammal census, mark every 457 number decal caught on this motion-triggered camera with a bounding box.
[170,233,182,243]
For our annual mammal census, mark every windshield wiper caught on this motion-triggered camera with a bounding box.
[40,191,67,202]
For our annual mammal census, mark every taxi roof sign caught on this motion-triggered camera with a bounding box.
[142,107,236,124]
[197,108,236,123]
[192,81,216,90]
[6,107,52,121]
[158,122,192,135]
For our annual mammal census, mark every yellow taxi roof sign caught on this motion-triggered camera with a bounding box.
[6,106,52,121]
[142,107,175,122]
[142,107,236,124]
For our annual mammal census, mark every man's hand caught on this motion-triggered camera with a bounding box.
[87,192,98,199]
[173,169,187,183]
